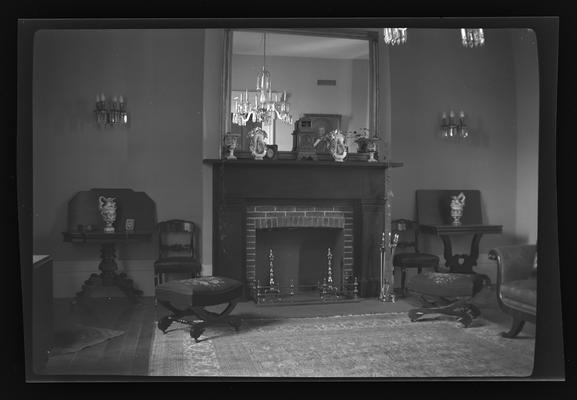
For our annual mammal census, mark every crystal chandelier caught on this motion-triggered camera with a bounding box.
[383,27,486,48]
[461,29,485,47]
[232,32,293,127]
[383,28,407,46]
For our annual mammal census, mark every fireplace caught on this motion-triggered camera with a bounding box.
[205,159,402,299]
[247,204,354,303]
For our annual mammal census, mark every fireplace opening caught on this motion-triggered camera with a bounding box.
[255,227,344,294]
[245,204,357,304]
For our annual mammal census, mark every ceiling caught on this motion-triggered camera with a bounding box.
[232,31,369,60]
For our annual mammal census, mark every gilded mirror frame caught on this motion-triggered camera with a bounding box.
[221,28,380,157]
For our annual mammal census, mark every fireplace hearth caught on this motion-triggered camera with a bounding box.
[205,159,402,299]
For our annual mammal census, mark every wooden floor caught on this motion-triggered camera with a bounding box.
[38,286,532,378]
[43,297,157,377]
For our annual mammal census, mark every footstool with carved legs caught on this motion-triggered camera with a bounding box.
[155,276,243,342]
[406,272,485,327]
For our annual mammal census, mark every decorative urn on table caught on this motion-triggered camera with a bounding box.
[449,192,466,225]
[247,128,268,160]
[98,196,117,233]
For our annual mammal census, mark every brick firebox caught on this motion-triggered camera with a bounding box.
[245,205,354,287]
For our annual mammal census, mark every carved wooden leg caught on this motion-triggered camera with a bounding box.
[190,323,207,343]
[408,298,477,327]
[228,316,242,332]
[502,317,525,338]
[157,316,172,333]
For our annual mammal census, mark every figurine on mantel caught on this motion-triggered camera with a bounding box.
[223,132,240,160]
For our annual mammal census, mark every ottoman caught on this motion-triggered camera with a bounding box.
[406,271,485,327]
[156,276,243,342]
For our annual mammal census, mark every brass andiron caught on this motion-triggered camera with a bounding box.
[265,248,281,301]
[379,232,399,302]
[320,248,339,300]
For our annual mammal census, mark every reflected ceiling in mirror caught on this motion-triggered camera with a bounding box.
[230,30,372,152]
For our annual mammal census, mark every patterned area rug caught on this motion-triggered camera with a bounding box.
[148,313,534,377]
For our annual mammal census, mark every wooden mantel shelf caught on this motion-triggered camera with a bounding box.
[203,158,403,168]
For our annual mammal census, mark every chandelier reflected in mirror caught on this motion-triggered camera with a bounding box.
[232,32,293,127]
[461,29,485,47]
[383,28,407,46]
[383,27,486,48]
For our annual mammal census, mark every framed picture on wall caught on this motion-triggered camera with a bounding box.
[125,218,135,232]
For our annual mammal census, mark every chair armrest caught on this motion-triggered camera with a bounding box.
[488,244,536,285]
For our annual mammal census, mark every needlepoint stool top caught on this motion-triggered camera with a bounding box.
[407,271,483,298]
[156,276,243,309]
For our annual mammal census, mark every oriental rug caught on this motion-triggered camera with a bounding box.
[148,313,534,378]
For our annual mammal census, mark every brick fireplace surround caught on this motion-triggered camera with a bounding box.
[205,159,402,299]
[245,204,354,287]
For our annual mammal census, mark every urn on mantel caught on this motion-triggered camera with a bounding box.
[247,128,268,160]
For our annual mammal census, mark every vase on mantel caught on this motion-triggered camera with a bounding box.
[352,129,381,162]
[328,130,348,162]
[248,128,268,160]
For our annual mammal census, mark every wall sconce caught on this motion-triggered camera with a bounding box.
[95,93,128,126]
[440,110,469,139]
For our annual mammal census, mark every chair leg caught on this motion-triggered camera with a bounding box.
[501,317,525,338]
[400,269,407,297]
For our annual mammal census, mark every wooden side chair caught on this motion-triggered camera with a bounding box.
[154,219,202,286]
[391,219,439,297]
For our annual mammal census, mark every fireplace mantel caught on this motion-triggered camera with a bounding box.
[205,158,403,298]
[203,159,403,168]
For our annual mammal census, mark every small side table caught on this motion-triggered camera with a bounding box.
[62,231,153,305]
[419,224,503,274]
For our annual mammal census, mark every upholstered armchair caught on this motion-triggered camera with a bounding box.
[488,244,537,338]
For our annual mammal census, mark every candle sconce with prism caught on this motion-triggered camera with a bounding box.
[95,93,128,127]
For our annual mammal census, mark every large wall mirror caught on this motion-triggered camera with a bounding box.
[222,29,379,153]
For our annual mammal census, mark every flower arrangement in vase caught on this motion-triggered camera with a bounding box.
[350,128,381,162]
[314,129,348,162]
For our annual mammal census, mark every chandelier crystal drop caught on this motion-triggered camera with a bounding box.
[383,28,407,46]
[461,28,485,48]
[232,32,293,127]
